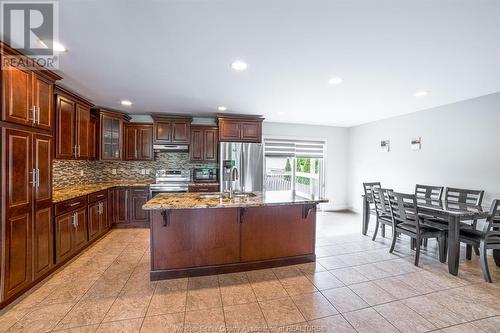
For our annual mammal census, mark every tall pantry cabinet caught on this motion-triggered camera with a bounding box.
[0,42,62,304]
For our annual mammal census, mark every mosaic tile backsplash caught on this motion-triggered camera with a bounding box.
[53,152,217,189]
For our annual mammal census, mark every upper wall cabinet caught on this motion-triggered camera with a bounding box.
[217,115,264,143]
[54,86,94,160]
[1,43,61,131]
[93,109,131,160]
[124,123,153,161]
[190,125,218,162]
[152,115,192,145]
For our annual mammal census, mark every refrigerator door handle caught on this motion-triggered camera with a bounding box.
[240,145,245,192]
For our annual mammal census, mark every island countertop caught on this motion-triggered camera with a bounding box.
[142,191,328,210]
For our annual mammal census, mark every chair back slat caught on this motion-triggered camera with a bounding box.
[363,182,381,203]
[445,187,484,206]
[415,184,444,200]
[484,200,500,237]
[388,191,419,226]
[372,187,392,215]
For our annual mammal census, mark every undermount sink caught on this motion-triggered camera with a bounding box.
[198,193,225,199]
[232,192,257,198]
[197,192,257,199]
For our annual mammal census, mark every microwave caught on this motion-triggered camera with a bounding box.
[192,168,218,182]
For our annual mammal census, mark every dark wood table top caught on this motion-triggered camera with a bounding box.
[362,194,489,219]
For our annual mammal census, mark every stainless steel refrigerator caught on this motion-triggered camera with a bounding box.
[219,142,264,193]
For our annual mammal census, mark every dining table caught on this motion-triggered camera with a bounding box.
[361,194,500,276]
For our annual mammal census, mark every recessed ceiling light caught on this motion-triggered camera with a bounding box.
[231,60,248,71]
[277,111,285,115]
[328,77,343,85]
[121,100,132,106]
[217,106,227,111]
[52,41,67,52]
[413,91,428,97]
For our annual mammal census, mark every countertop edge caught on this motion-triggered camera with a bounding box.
[143,199,328,210]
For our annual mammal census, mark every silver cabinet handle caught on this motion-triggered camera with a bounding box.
[30,106,36,124]
[68,202,80,207]
[35,168,40,188]
[72,213,77,228]
[78,145,81,157]
[76,213,79,227]
[29,168,36,187]
[36,106,40,125]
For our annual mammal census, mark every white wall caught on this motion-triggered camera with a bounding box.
[347,92,500,212]
[263,122,350,210]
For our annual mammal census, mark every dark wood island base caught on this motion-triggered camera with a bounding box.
[147,199,323,280]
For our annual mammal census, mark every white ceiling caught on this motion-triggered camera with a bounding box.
[57,0,500,127]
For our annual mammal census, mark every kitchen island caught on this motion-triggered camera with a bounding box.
[143,192,327,280]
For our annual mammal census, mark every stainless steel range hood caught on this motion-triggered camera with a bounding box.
[153,144,189,152]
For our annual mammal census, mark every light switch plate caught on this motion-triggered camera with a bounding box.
[112,169,117,175]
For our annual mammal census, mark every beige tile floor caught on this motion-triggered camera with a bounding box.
[1,211,499,333]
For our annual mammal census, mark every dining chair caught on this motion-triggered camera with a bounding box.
[459,199,500,282]
[388,191,447,266]
[415,184,444,200]
[415,184,444,246]
[371,187,393,241]
[447,187,485,259]
[363,182,382,234]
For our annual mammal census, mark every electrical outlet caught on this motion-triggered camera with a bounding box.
[146,169,150,175]
[112,169,117,175]
[80,170,84,176]
[141,169,146,175]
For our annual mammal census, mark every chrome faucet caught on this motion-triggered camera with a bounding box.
[228,167,239,199]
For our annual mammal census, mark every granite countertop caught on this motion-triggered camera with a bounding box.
[53,181,152,203]
[142,191,328,210]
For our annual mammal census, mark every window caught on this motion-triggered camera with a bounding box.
[264,138,326,199]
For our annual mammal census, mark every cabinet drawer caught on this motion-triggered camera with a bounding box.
[130,186,150,195]
[188,185,219,192]
[54,196,87,216]
[88,190,108,203]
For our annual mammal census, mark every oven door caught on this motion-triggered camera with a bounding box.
[150,185,188,198]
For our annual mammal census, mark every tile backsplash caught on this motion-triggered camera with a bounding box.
[53,152,217,189]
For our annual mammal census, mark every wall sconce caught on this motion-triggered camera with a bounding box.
[380,140,390,152]
[411,137,421,150]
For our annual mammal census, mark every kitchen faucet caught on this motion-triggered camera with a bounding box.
[228,166,239,199]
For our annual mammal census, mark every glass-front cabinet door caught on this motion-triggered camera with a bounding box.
[101,115,122,160]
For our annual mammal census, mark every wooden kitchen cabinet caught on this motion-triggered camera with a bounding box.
[152,115,192,144]
[190,126,218,162]
[188,184,220,192]
[1,44,61,130]
[129,187,150,225]
[124,123,153,160]
[1,128,54,299]
[115,187,130,224]
[33,207,53,279]
[94,109,130,160]
[89,114,98,160]
[240,205,315,262]
[88,200,108,241]
[217,115,263,143]
[54,86,94,159]
[152,208,240,270]
[54,205,88,264]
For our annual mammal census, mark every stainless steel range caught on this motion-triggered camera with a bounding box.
[150,170,190,197]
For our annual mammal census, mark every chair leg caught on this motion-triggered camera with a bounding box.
[410,238,416,250]
[479,241,492,283]
[389,228,397,253]
[414,237,421,266]
[381,224,386,238]
[474,246,480,256]
[423,238,428,247]
[372,217,380,241]
[438,236,446,263]
[466,245,472,260]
